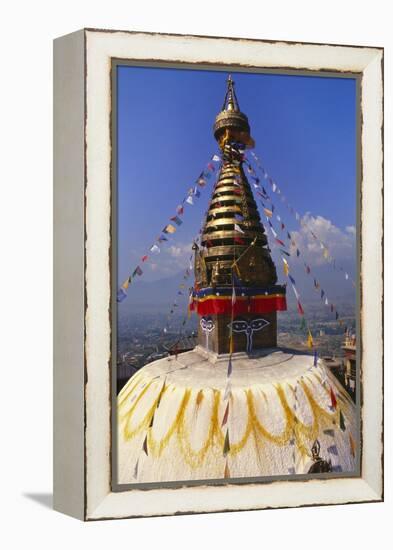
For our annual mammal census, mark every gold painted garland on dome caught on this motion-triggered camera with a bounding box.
[118,373,352,470]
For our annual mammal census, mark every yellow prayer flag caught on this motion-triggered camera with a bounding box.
[264,208,273,218]
[349,433,356,457]
[122,278,130,290]
[323,248,329,259]
[307,330,313,349]
[164,224,177,234]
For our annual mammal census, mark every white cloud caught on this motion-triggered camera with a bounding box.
[167,243,192,259]
[288,213,355,266]
[345,225,356,236]
[142,241,194,279]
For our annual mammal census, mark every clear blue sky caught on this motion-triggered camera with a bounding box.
[117,65,357,287]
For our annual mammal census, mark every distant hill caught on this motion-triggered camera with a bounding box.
[118,272,193,315]
[118,261,356,316]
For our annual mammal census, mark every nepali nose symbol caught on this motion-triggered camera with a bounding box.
[229,318,270,353]
[200,317,215,350]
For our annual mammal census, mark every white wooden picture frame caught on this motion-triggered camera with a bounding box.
[53,28,383,520]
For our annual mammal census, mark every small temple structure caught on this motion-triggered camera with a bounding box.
[117,77,357,484]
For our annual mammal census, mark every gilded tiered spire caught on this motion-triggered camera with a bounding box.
[196,143,277,289]
[192,76,286,355]
[195,75,277,290]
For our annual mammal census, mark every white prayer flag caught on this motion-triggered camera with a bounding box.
[234,224,244,234]
[291,284,300,301]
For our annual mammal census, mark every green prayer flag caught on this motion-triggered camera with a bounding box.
[339,409,346,431]
[223,430,230,457]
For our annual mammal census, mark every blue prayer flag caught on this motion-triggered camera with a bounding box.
[117,288,127,303]
[227,357,233,377]
[289,275,296,285]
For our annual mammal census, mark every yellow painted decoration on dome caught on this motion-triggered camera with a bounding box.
[118,372,348,470]
[148,389,191,458]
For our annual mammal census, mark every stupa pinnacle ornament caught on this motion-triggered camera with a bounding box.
[213,75,255,149]
[191,76,287,354]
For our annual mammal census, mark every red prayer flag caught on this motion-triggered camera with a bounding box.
[275,238,285,246]
[143,434,149,455]
[330,387,337,409]
[297,301,305,315]
[141,255,148,262]
[234,237,245,245]
[221,402,229,426]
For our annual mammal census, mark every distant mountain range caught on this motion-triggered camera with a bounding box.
[118,262,356,316]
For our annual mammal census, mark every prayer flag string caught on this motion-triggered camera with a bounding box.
[118,154,221,302]
[262,210,316,349]
[162,199,213,339]
[245,152,356,288]
[163,250,195,337]
[248,165,344,325]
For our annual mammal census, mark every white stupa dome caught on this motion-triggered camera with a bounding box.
[117,346,356,484]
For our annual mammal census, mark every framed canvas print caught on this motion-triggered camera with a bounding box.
[53,29,383,520]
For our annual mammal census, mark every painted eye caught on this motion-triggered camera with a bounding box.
[250,318,269,331]
[231,320,248,332]
[205,320,214,331]
[200,318,207,330]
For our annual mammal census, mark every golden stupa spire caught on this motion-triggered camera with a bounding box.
[193,76,277,291]
[191,76,286,355]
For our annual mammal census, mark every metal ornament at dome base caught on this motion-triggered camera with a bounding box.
[307,439,333,474]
